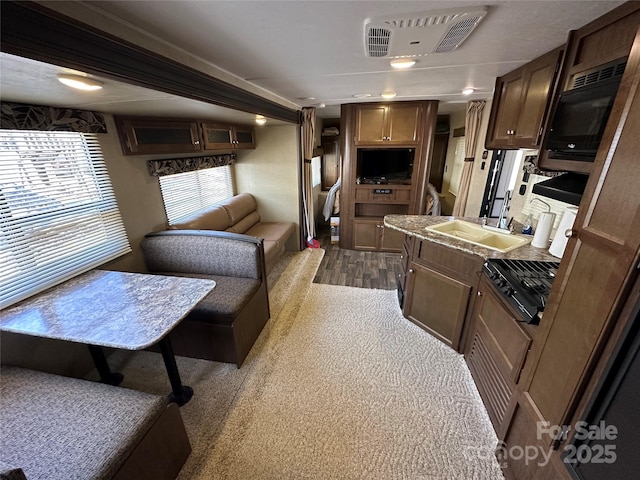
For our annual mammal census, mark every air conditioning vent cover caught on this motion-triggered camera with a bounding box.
[364,7,488,58]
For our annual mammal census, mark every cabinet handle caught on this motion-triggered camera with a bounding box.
[408,269,414,274]
[565,228,577,238]
[193,140,200,145]
[477,291,483,297]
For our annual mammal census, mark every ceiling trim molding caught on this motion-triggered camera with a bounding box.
[0,1,301,124]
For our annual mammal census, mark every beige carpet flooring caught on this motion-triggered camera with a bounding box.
[104,248,504,479]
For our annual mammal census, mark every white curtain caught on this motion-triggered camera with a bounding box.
[452,100,486,217]
[301,107,316,242]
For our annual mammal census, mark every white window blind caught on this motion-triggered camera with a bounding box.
[0,130,131,309]
[448,136,466,196]
[159,166,234,225]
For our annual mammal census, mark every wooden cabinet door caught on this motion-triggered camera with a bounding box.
[486,70,524,148]
[381,225,403,252]
[233,125,255,149]
[514,49,560,148]
[403,262,471,350]
[116,117,202,155]
[202,123,234,149]
[387,103,421,145]
[522,37,640,437]
[353,219,380,250]
[354,105,387,145]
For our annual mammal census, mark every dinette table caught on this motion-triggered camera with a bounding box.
[0,269,216,406]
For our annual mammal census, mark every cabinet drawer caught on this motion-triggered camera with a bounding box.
[415,240,483,282]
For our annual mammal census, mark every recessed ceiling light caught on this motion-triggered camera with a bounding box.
[57,74,103,91]
[462,87,475,95]
[255,115,267,125]
[353,93,372,99]
[390,58,417,69]
[381,92,397,99]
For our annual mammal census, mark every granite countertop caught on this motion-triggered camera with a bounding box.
[384,215,560,262]
[0,270,216,350]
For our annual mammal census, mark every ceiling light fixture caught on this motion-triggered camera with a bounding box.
[381,92,397,99]
[57,74,103,91]
[462,87,475,95]
[255,115,267,125]
[390,58,416,69]
[353,93,372,99]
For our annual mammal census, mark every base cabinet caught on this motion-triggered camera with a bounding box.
[465,275,532,438]
[353,219,403,252]
[401,239,483,351]
[403,262,471,350]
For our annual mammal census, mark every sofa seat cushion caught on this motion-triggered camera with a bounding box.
[246,221,295,246]
[157,273,261,326]
[0,366,166,480]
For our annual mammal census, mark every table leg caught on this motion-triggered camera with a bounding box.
[158,337,193,406]
[87,345,123,386]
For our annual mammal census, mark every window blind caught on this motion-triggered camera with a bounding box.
[159,166,234,224]
[0,130,131,309]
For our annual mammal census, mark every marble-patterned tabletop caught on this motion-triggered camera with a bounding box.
[384,215,560,262]
[0,270,216,350]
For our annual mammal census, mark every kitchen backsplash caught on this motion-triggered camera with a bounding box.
[510,173,576,236]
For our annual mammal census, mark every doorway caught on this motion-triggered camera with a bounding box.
[479,150,521,219]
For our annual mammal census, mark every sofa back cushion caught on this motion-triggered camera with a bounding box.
[168,205,231,231]
[221,193,259,225]
[226,211,260,234]
[141,232,262,279]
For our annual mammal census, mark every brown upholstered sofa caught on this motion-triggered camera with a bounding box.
[141,230,270,367]
[168,193,296,274]
[0,366,191,480]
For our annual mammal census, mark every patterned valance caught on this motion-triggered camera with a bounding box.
[147,154,236,177]
[1,101,107,133]
[522,155,565,178]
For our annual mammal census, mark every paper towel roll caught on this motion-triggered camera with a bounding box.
[549,207,578,258]
[531,212,556,248]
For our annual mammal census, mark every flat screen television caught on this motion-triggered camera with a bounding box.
[356,148,414,184]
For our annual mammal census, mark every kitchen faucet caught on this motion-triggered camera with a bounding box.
[497,190,512,230]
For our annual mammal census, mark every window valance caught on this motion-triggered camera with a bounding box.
[1,101,107,133]
[147,154,236,177]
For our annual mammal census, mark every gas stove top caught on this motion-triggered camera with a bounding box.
[483,259,560,324]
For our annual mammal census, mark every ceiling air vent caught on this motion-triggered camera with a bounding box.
[569,57,627,90]
[364,7,488,58]
[366,27,392,57]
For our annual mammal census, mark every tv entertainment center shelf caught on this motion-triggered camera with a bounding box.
[340,100,439,252]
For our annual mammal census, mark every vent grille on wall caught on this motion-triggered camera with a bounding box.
[364,7,488,58]
[570,57,627,90]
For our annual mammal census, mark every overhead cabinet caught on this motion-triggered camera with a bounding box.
[115,116,255,155]
[485,47,562,150]
[116,117,202,155]
[202,123,255,150]
[354,103,422,145]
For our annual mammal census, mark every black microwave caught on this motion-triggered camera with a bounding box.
[546,67,624,161]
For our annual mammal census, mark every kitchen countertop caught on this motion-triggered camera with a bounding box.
[384,215,560,262]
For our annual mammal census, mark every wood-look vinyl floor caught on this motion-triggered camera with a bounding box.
[313,226,402,290]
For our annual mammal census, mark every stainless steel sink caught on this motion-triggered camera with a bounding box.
[424,220,531,252]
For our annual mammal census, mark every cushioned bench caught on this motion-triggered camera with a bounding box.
[168,193,296,273]
[141,230,270,367]
[0,366,191,480]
